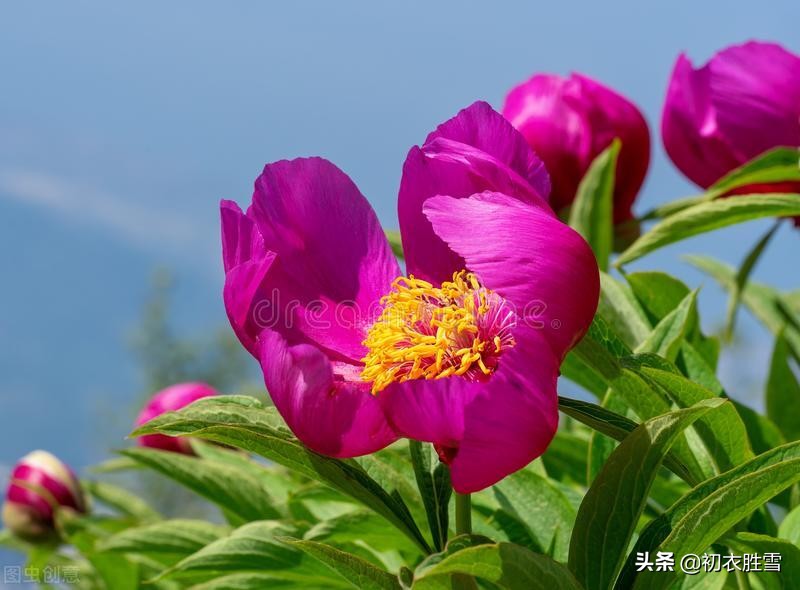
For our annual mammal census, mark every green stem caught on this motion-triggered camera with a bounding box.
[455,492,472,536]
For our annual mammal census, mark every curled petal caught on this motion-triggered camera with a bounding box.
[222,158,399,361]
[425,101,552,198]
[399,102,551,283]
[424,192,599,360]
[258,330,398,457]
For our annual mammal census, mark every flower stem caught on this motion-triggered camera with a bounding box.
[455,492,472,536]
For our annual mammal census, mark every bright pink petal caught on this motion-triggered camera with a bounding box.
[221,201,278,355]
[710,42,800,161]
[6,486,54,521]
[9,465,82,513]
[223,158,400,362]
[258,330,398,457]
[503,73,650,222]
[662,42,800,189]
[399,102,552,284]
[423,192,599,360]
[136,383,219,454]
[662,54,748,188]
[426,101,552,198]
[503,74,592,213]
[381,326,559,493]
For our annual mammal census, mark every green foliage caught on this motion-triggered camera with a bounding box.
[568,400,722,590]
[131,395,432,553]
[409,441,452,552]
[568,140,619,271]
[617,193,800,265]
[5,148,800,590]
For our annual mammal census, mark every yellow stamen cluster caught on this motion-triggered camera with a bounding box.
[361,270,514,394]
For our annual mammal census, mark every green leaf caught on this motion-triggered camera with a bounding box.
[767,331,800,441]
[587,391,627,484]
[568,140,619,271]
[385,230,404,259]
[557,396,695,484]
[568,399,723,590]
[626,271,692,324]
[626,359,754,472]
[188,573,300,589]
[412,542,583,590]
[635,290,697,362]
[160,521,343,586]
[560,351,608,397]
[617,193,800,265]
[191,440,298,506]
[409,441,452,552]
[731,399,786,455]
[706,147,800,198]
[778,504,800,546]
[492,470,575,561]
[132,395,431,553]
[88,456,141,473]
[724,532,800,590]
[724,221,780,339]
[282,538,401,590]
[98,519,228,558]
[82,480,161,523]
[598,271,651,349]
[305,510,421,557]
[686,255,800,361]
[120,447,281,525]
[623,440,800,589]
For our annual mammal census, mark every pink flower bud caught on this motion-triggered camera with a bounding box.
[2,450,86,541]
[502,73,650,224]
[662,41,800,189]
[135,382,218,454]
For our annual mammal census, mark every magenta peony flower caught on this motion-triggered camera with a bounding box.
[221,102,599,492]
[135,383,218,454]
[502,73,650,224]
[2,450,86,541]
[662,41,800,189]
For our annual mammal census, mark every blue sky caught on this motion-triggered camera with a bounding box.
[0,0,798,492]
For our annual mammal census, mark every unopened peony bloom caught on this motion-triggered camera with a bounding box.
[2,450,86,541]
[502,73,650,224]
[662,41,800,189]
[222,102,599,492]
[135,383,218,454]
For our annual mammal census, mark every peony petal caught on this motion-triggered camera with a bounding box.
[426,101,552,198]
[9,465,81,513]
[221,199,265,273]
[503,74,592,213]
[662,53,750,188]
[503,73,650,222]
[710,42,800,162]
[381,325,559,493]
[6,486,54,520]
[258,330,398,457]
[424,192,599,359]
[570,74,650,223]
[220,203,277,355]
[136,383,219,454]
[399,103,552,284]
[223,158,400,362]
